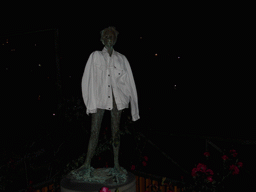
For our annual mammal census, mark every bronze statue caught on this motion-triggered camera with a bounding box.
[69,27,140,182]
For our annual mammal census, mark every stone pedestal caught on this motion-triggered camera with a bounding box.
[60,168,136,192]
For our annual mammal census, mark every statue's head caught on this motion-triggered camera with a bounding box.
[100,26,119,48]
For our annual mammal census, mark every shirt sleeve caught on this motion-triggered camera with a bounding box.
[124,56,140,121]
[81,52,97,115]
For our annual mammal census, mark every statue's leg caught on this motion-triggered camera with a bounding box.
[111,95,123,173]
[83,108,105,169]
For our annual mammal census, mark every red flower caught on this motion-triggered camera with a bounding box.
[98,157,101,160]
[196,163,207,173]
[204,152,210,157]
[144,156,149,161]
[232,152,238,157]
[206,169,214,175]
[131,165,135,170]
[229,165,239,175]
[207,176,213,182]
[29,180,33,185]
[229,149,238,157]
[229,149,236,154]
[221,155,229,160]
[191,167,200,176]
[142,161,147,166]
[105,162,108,168]
[100,187,111,192]
[237,162,243,168]
[181,176,184,180]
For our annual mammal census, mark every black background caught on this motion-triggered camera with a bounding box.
[1,3,255,191]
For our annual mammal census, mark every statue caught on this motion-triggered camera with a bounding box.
[67,26,140,185]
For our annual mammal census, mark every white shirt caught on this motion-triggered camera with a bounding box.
[81,47,140,121]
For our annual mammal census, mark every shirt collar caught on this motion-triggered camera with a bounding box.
[102,46,116,57]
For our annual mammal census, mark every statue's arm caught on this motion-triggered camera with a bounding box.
[81,52,97,115]
[124,56,140,121]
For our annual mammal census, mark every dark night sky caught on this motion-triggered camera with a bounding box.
[1,6,256,191]
[2,5,255,140]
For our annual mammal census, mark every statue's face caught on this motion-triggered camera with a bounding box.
[102,30,117,48]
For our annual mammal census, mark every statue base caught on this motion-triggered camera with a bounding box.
[60,168,136,192]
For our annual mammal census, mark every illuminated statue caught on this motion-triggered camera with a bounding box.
[69,27,139,183]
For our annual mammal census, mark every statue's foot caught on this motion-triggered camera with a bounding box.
[114,166,127,175]
[79,167,93,177]
[70,165,94,178]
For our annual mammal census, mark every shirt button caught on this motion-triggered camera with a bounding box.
[108,74,110,76]
[109,108,111,110]
[108,85,110,87]
[118,73,120,75]
[108,96,110,98]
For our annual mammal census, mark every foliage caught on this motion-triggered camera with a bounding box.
[63,95,87,124]
[0,93,146,191]
[181,147,243,192]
